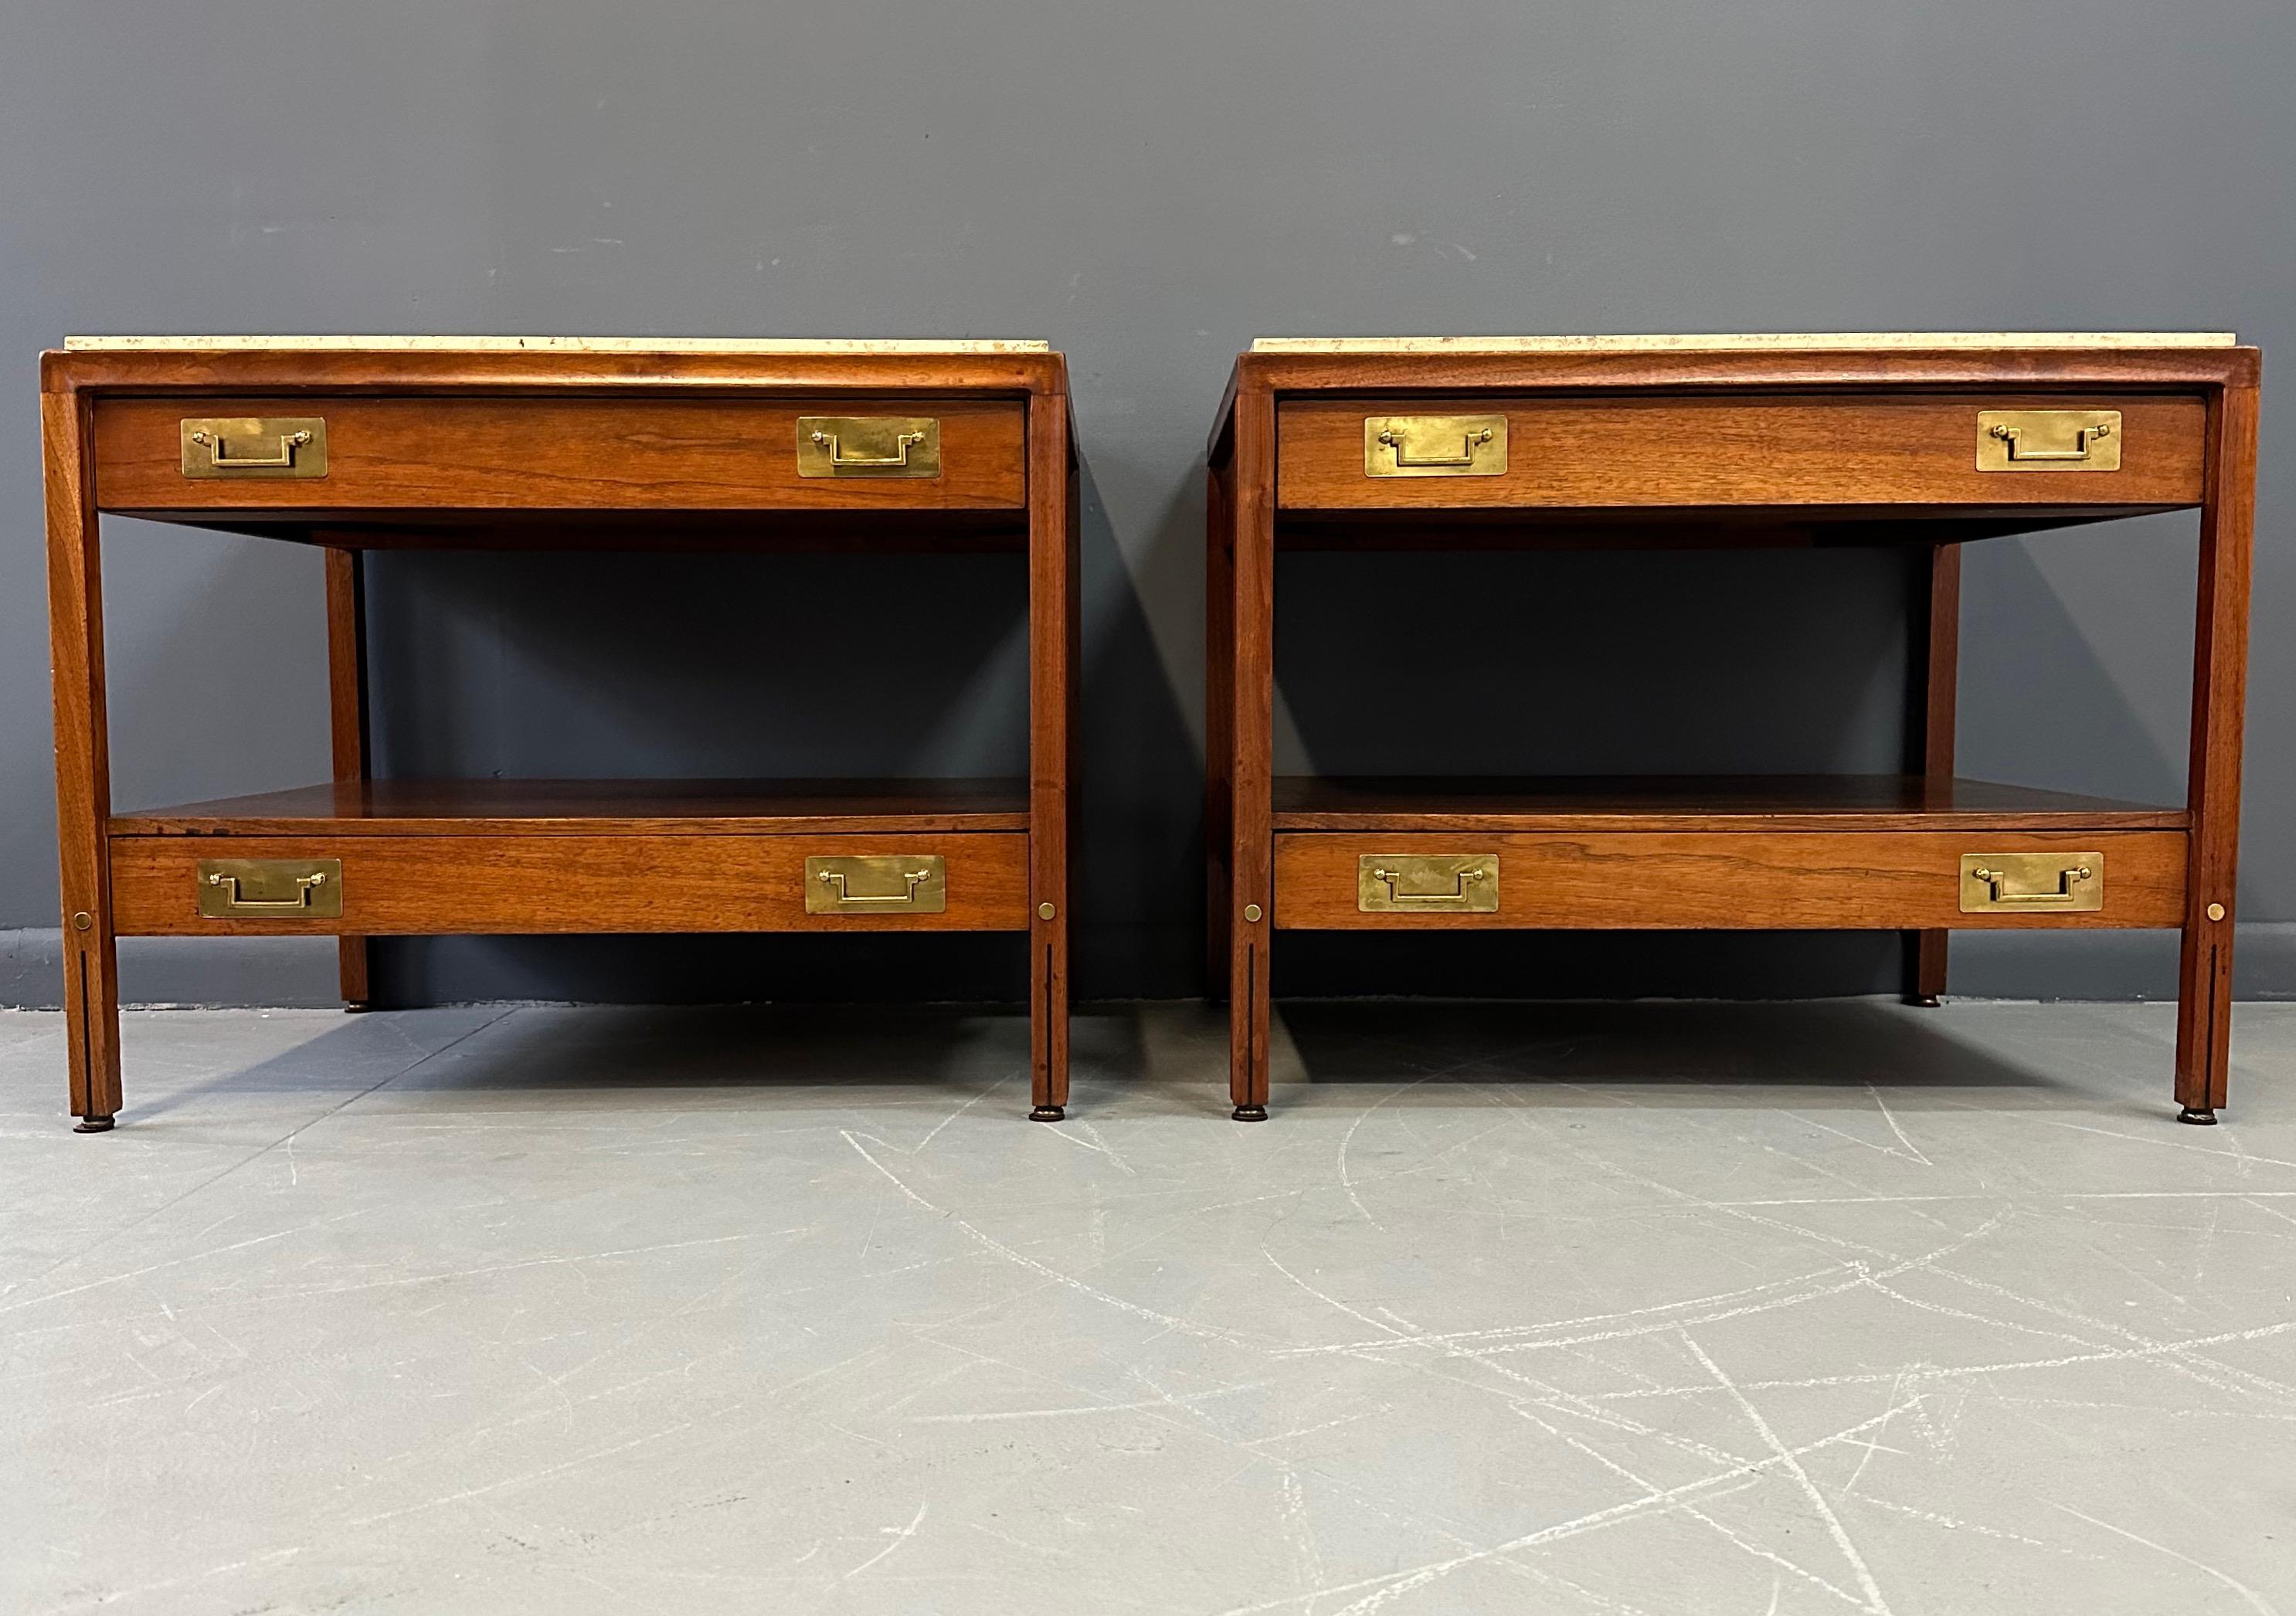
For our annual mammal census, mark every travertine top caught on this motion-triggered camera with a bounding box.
[1250,332,2237,354]
[64,334,1053,354]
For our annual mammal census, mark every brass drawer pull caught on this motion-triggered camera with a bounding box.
[805,854,948,913]
[796,416,942,478]
[180,417,329,479]
[1976,410,2121,472]
[1364,415,1509,477]
[1357,854,1500,912]
[1959,852,2104,912]
[197,859,344,918]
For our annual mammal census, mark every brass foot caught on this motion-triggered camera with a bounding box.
[343,1001,372,1014]
[73,1114,115,1133]
[1028,1105,1065,1122]
[1232,1105,1269,1122]
[2177,1106,2220,1126]
[1911,994,1941,1009]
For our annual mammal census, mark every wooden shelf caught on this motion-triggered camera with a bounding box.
[1270,775,2187,833]
[1275,505,2192,551]
[129,509,1032,552]
[111,778,1032,838]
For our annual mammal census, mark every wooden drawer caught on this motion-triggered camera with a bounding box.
[1278,394,2207,511]
[108,833,1031,935]
[1273,830,2186,929]
[93,396,1027,513]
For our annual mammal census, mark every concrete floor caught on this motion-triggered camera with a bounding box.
[2,1000,2292,1616]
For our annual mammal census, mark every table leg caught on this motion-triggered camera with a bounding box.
[1227,388,1275,1121]
[2174,384,2257,1125]
[1027,396,1075,1120]
[1907,541,1960,1006]
[44,389,121,1132]
[324,546,373,1011]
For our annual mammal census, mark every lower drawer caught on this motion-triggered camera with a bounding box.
[108,833,1031,935]
[1273,830,2186,929]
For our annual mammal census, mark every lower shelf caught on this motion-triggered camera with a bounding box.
[1269,776,2187,931]
[107,779,1033,935]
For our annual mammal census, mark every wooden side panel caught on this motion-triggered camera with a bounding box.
[1274,830,2187,930]
[93,396,1028,513]
[45,389,122,1123]
[1228,389,1277,1114]
[2175,383,2258,1115]
[110,833,1031,935]
[1279,395,2207,511]
[324,547,372,1007]
[1204,453,1236,1000]
[1910,543,1961,1003]
[1027,396,1075,1113]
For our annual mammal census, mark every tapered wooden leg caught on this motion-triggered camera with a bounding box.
[1026,396,1076,1119]
[45,388,122,1130]
[324,546,373,1010]
[2173,384,2257,1124]
[1906,542,1960,1006]
[1205,457,1236,1005]
[1226,388,1275,1120]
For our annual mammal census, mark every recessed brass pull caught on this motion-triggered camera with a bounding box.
[196,859,344,918]
[796,416,941,478]
[1958,852,2104,912]
[1976,410,2121,472]
[804,854,948,913]
[180,417,329,479]
[1364,415,1509,477]
[1357,854,1500,912]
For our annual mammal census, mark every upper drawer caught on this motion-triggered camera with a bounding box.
[1279,394,2208,510]
[92,396,1027,512]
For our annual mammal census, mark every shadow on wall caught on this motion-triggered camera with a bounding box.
[340,505,2197,1009]
[1076,451,1213,996]
[359,453,1205,1007]
[1270,519,2196,1002]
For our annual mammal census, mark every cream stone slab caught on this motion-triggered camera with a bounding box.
[64,334,1052,354]
[1251,331,2237,353]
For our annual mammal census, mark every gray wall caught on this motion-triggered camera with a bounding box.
[2,0,2289,1007]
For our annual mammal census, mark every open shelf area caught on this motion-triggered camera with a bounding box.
[1269,775,2189,833]
[110,778,1033,837]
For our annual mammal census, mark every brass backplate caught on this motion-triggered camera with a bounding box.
[1975,409,2121,472]
[196,858,344,918]
[1357,854,1500,913]
[796,416,941,478]
[804,854,948,914]
[1958,852,2104,913]
[179,417,329,479]
[1363,415,1509,477]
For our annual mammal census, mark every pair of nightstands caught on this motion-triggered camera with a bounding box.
[43,334,2257,1130]
[1207,334,2257,1125]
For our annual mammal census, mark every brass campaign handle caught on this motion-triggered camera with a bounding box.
[810,428,926,469]
[205,870,328,911]
[1987,420,2111,463]
[1377,425,1494,468]
[815,867,934,905]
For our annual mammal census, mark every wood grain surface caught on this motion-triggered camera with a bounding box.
[1269,776,2185,834]
[110,779,1034,837]
[1273,830,2186,931]
[93,396,1026,514]
[110,833,1031,936]
[1279,395,2207,511]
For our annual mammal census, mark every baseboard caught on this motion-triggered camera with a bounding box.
[0,931,341,1009]
[0,923,2289,1009]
